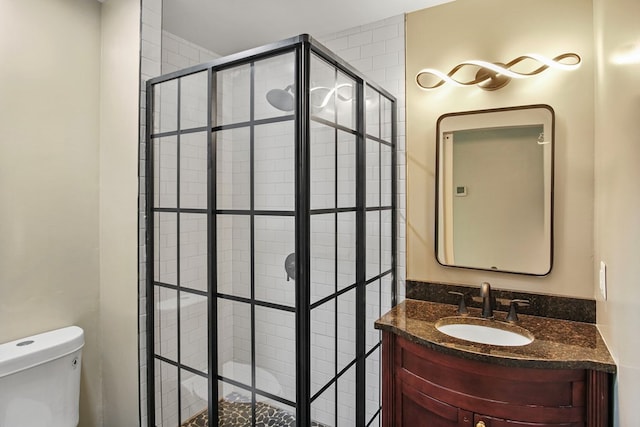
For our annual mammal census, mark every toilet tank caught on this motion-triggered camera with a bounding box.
[0,326,84,427]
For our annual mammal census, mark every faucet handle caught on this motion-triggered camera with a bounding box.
[506,299,530,322]
[448,291,469,316]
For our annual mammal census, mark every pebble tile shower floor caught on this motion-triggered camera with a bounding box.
[181,395,329,427]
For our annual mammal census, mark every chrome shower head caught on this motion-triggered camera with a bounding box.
[266,85,295,112]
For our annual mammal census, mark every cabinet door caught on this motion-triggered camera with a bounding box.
[398,381,473,427]
[474,414,578,427]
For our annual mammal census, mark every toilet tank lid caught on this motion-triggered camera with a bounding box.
[0,326,84,378]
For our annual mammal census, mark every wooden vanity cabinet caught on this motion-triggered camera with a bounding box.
[382,332,610,427]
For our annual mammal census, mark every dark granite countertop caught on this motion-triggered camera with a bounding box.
[375,299,616,373]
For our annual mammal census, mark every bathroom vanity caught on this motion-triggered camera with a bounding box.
[375,300,615,427]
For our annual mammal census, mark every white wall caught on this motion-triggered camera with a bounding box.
[406,0,595,298]
[593,0,640,424]
[99,0,141,425]
[1,0,142,425]
[0,1,102,425]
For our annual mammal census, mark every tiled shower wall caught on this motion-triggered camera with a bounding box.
[161,31,221,74]
[317,15,407,303]
[140,5,407,425]
[316,21,407,425]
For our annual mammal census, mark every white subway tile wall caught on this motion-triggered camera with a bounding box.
[179,214,207,293]
[337,365,357,425]
[216,215,250,298]
[180,72,209,129]
[255,306,297,401]
[154,287,177,361]
[254,215,296,307]
[311,300,336,397]
[181,370,207,420]
[162,31,221,74]
[153,79,178,135]
[179,294,208,372]
[179,132,208,210]
[318,18,405,424]
[155,360,178,427]
[253,122,296,211]
[310,123,337,211]
[312,383,336,426]
[254,53,297,121]
[319,15,406,298]
[320,17,407,306]
[216,64,251,126]
[365,348,381,422]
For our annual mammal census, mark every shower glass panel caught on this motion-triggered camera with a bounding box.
[145,35,395,427]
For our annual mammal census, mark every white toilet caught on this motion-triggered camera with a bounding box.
[0,326,84,427]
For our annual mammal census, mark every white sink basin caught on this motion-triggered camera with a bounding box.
[435,317,534,347]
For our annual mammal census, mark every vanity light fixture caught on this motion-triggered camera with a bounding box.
[416,53,581,91]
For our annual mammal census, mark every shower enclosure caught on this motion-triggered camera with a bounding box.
[145,35,396,427]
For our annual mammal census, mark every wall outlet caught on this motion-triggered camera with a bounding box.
[599,261,607,300]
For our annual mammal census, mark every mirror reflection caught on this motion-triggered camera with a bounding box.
[436,105,554,275]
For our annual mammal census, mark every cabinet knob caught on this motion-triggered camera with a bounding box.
[476,422,486,427]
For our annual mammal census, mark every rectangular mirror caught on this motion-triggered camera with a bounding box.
[435,105,554,275]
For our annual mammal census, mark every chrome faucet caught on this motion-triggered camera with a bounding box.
[480,282,494,318]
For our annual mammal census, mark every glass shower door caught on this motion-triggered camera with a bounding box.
[151,69,211,426]
[145,35,396,427]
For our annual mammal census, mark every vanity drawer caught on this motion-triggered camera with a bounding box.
[394,337,586,423]
[475,414,580,427]
[398,380,473,427]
